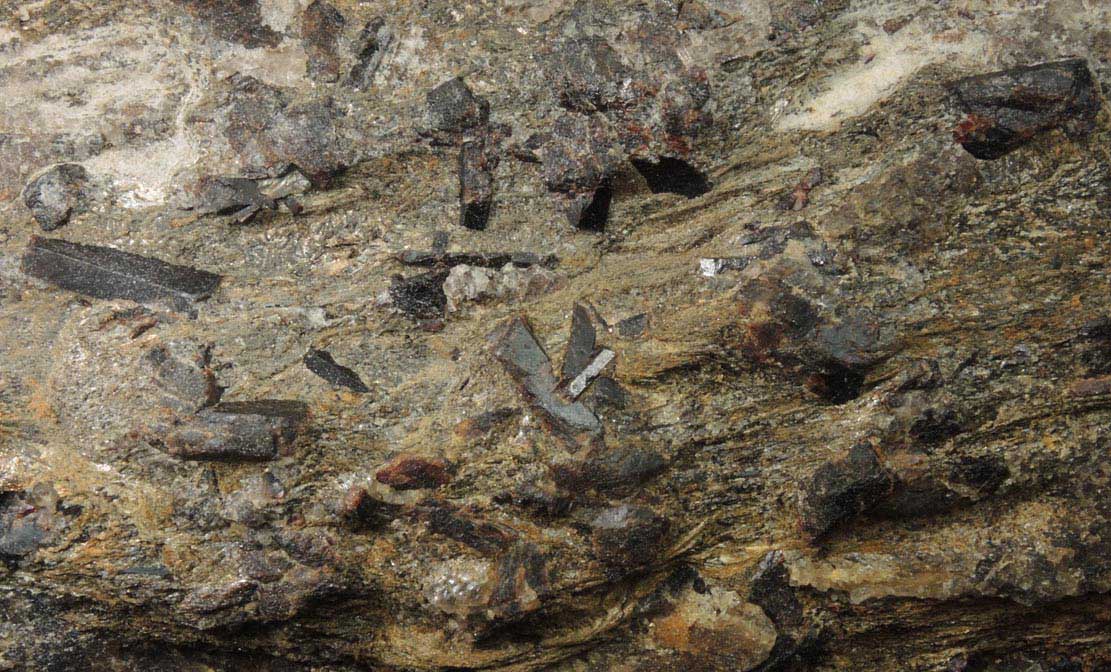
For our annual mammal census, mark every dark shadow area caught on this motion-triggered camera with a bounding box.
[630,157,711,198]
[806,363,867,404]
[576,183,613,232]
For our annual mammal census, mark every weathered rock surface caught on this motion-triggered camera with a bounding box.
[3,1,1111,671]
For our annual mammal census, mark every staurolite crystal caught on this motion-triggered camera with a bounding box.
[491,315,602,441]
[458,138,495,230]
[21,236,221,315]
[21,163,91,231]
[950,58,1100,159]
[302,348,369,393]
[797,442,895,540]
[426,76,489,134]
[158,400,310,461]
[389,268,449,320]
[560,302,596,381]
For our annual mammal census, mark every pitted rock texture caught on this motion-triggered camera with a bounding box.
[2,1,1111,671]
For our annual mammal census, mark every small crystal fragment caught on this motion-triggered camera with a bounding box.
[565,348,614,400]
[375,454,452,490]
[561,303,596,381]
[303,348,369,393]
[699,257,748,277]
[797,443,894,540]
[192,176,276,220]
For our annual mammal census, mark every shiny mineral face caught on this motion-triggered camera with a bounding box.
[2,1,1111,671]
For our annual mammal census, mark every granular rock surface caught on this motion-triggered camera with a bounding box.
[2,1,1111,671]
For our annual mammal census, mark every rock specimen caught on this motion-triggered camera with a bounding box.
[5,2,1111,671]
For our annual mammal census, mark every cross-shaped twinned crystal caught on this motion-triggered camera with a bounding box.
[491,303,615,445]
